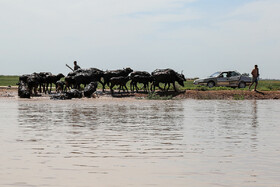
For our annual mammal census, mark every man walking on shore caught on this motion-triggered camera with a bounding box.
[249,65,259,91]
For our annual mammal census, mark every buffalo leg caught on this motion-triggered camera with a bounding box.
[173,82,177,92]
[49,83,52,94]
[110,83,115,94]
[98,81,105,92]
[42,84,46,93]
[166,83,170,91]
[130,82,134,92]
[45,83,49,94]
[39,84,42,93]
[124,85,129,93]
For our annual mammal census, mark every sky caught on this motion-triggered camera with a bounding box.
[0,0,279,79]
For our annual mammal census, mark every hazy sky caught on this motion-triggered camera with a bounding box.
[1,0,279,78]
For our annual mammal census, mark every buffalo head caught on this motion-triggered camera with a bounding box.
[177,73,186,87]
[57,73,65,79]
[124,67,133,74]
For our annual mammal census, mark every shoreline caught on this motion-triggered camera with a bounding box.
[0,86,279,100]
[182,90,280,100]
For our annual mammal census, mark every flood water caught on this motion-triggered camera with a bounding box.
[0,98,279,187]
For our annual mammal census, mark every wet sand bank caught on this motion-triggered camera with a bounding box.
[182,90,280,100]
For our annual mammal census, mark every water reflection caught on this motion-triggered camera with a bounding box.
[251,100,258,127]
[249,100,259,154]
[1,99,279,186]
[182,100,262,160]
[17,100,185,159]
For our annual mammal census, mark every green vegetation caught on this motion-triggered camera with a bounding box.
[256,80,280,91]
[0,76,279,91]
[233,94,245,100]
[181,80,280,91]
[0,76,19,86]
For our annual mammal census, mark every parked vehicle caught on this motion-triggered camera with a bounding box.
[193,71,251,88]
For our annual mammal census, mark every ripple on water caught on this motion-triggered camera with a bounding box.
[0,99,279,186]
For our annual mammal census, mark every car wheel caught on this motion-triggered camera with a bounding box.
[238,82,246,88]
[207,81,215,88]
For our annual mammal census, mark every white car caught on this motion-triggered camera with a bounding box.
[193,71,251,88]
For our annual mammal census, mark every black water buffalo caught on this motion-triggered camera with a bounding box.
[65,68,104,91]
[130,71,153,93]
[45,73,65,93]
[17,81,31,98]
[19,72,56,95]
[66,89,83,98]
[109,76,130,93]
[37,72,51,93]
[64,71,80,91]
[20,72,51,94]
[19,74,30,82]
[130,71,151,77]
[103,67,133,91]
[18,73,38,96]
[75,68,104,89]
[56,80,65,93]
[64,75,75,92]
[50,93,71,100]
[26,73,40,95]
[50,89,82,100]
[151,69,186,92]
[84,82,98,98]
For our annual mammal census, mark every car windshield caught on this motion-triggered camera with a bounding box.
[210,72,221,77]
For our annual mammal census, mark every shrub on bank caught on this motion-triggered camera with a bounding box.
[146,92,173,100]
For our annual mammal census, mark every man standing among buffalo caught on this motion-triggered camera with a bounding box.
[74,61,81,71]
[249,65,260,91]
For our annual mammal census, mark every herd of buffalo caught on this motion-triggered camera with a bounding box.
[17,67,186,99]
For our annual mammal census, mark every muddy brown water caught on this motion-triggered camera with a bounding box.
[0,98,279,187]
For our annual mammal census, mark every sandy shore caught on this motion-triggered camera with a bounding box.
[182,90,280,100]
[0,86,279,100]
